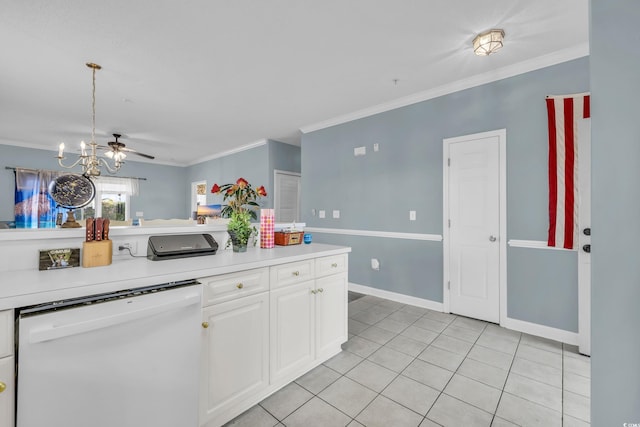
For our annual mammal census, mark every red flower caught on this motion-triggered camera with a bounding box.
[257,185,267,197]
[210,183,221,194]
[236,177,248,188]
[226,187,235,195]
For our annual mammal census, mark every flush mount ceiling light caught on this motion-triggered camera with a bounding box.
[473,29,505,56]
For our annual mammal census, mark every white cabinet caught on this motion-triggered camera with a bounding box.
[199,271,269,427]
[315,272,348,360]
[269,280,315,383]
[0,310,14,427]
[270,255,348,384]
[199,253,348,427]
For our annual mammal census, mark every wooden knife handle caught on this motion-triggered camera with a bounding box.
[95,218,104,241]
[86,218,95,242]
[103,218,110,240]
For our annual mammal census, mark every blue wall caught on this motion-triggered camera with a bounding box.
[185,140,301,215]
[302,57,589,332]
[0,144,187,221]
[0,140,302,223]
[591,0,640,423]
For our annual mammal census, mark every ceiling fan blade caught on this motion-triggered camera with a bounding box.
[120,147,155,160]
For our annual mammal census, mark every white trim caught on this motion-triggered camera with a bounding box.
[508,239,577,251]
[304,227,442,241]
[349,282,443,312]
[502,316,579,346]
[300,45,589,134]
[442,129,507,325]
[187,139,268,166]
[0,140,185,167]
[350,283,579,345]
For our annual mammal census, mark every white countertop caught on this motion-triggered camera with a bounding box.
[0,243,350,310]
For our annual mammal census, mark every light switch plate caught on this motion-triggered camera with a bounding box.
[409,210,416,221]
[319,210,326,218]
[354,146,366,156]
[333,210,340,219]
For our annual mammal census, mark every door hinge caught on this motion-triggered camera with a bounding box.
[447,281,450,290]
[447,158,451,166]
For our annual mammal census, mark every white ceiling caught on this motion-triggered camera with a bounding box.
[0,1,589,166]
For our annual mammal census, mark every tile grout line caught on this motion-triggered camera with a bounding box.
[490,329,523,426]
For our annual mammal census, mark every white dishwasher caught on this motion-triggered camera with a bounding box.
[16,280,202,427]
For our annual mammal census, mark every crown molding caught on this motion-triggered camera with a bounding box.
[300,43,590,134]
[186,139,268,166]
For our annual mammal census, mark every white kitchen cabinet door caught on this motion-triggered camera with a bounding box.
[0,356,14,427]
[0,310,12,358]
[314,272,348,360]
[270,281,315,384]
[200,292,269,426]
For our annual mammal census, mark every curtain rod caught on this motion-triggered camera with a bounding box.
[4,166,147,181]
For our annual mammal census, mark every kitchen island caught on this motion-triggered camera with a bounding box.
[0,226,350,427]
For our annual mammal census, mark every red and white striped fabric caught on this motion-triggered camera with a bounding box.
[546,93,590,249]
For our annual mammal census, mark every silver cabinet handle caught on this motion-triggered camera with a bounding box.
[489,235,497,242]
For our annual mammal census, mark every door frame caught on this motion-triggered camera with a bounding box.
[442,129,507,324]
[273,170,301,223]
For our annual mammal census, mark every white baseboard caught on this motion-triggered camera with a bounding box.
[349,282,444,312]
[502,316,579,345]
[350,282,579,345]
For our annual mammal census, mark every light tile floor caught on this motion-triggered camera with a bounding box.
[225,293,591,427]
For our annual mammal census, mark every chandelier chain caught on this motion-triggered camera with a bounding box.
[91,66,96,144]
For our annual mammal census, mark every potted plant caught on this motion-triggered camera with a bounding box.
[211,178,267,252]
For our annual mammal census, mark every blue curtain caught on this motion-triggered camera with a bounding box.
[14,169,62,228]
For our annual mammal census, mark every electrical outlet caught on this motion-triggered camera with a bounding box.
[373,143,379,152]
[371,258,380,271]
[116,241,138,255]
[319,210,326,219]
[354,146,366,156]
[333,210,340,219]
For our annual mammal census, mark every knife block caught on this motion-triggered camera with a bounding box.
[82,240,113,268]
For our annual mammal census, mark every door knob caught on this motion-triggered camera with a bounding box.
[202,322,209,329]
[489,235,497,242]
[583,244,591,253]
[0,381,6,393]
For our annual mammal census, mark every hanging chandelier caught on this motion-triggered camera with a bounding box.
[57,62,125,177]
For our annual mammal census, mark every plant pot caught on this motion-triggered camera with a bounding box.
[227,230,248,253]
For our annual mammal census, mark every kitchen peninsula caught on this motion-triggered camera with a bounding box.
[0,225,350,427]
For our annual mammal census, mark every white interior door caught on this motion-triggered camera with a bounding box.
[445,131,503,324]
[274,171,301,223]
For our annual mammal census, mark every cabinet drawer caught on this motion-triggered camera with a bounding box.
[270,259,315,289]
[201,268,269,306]
[0,310,12,358]
[315,254,348,278]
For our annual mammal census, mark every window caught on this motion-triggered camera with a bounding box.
[80,177,139,221]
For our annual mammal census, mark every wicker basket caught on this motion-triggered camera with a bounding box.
[274,231,303,246]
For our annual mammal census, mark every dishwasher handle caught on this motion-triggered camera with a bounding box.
[29,292,201,344]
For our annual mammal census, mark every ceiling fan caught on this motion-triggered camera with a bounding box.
[100,133,155,160]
